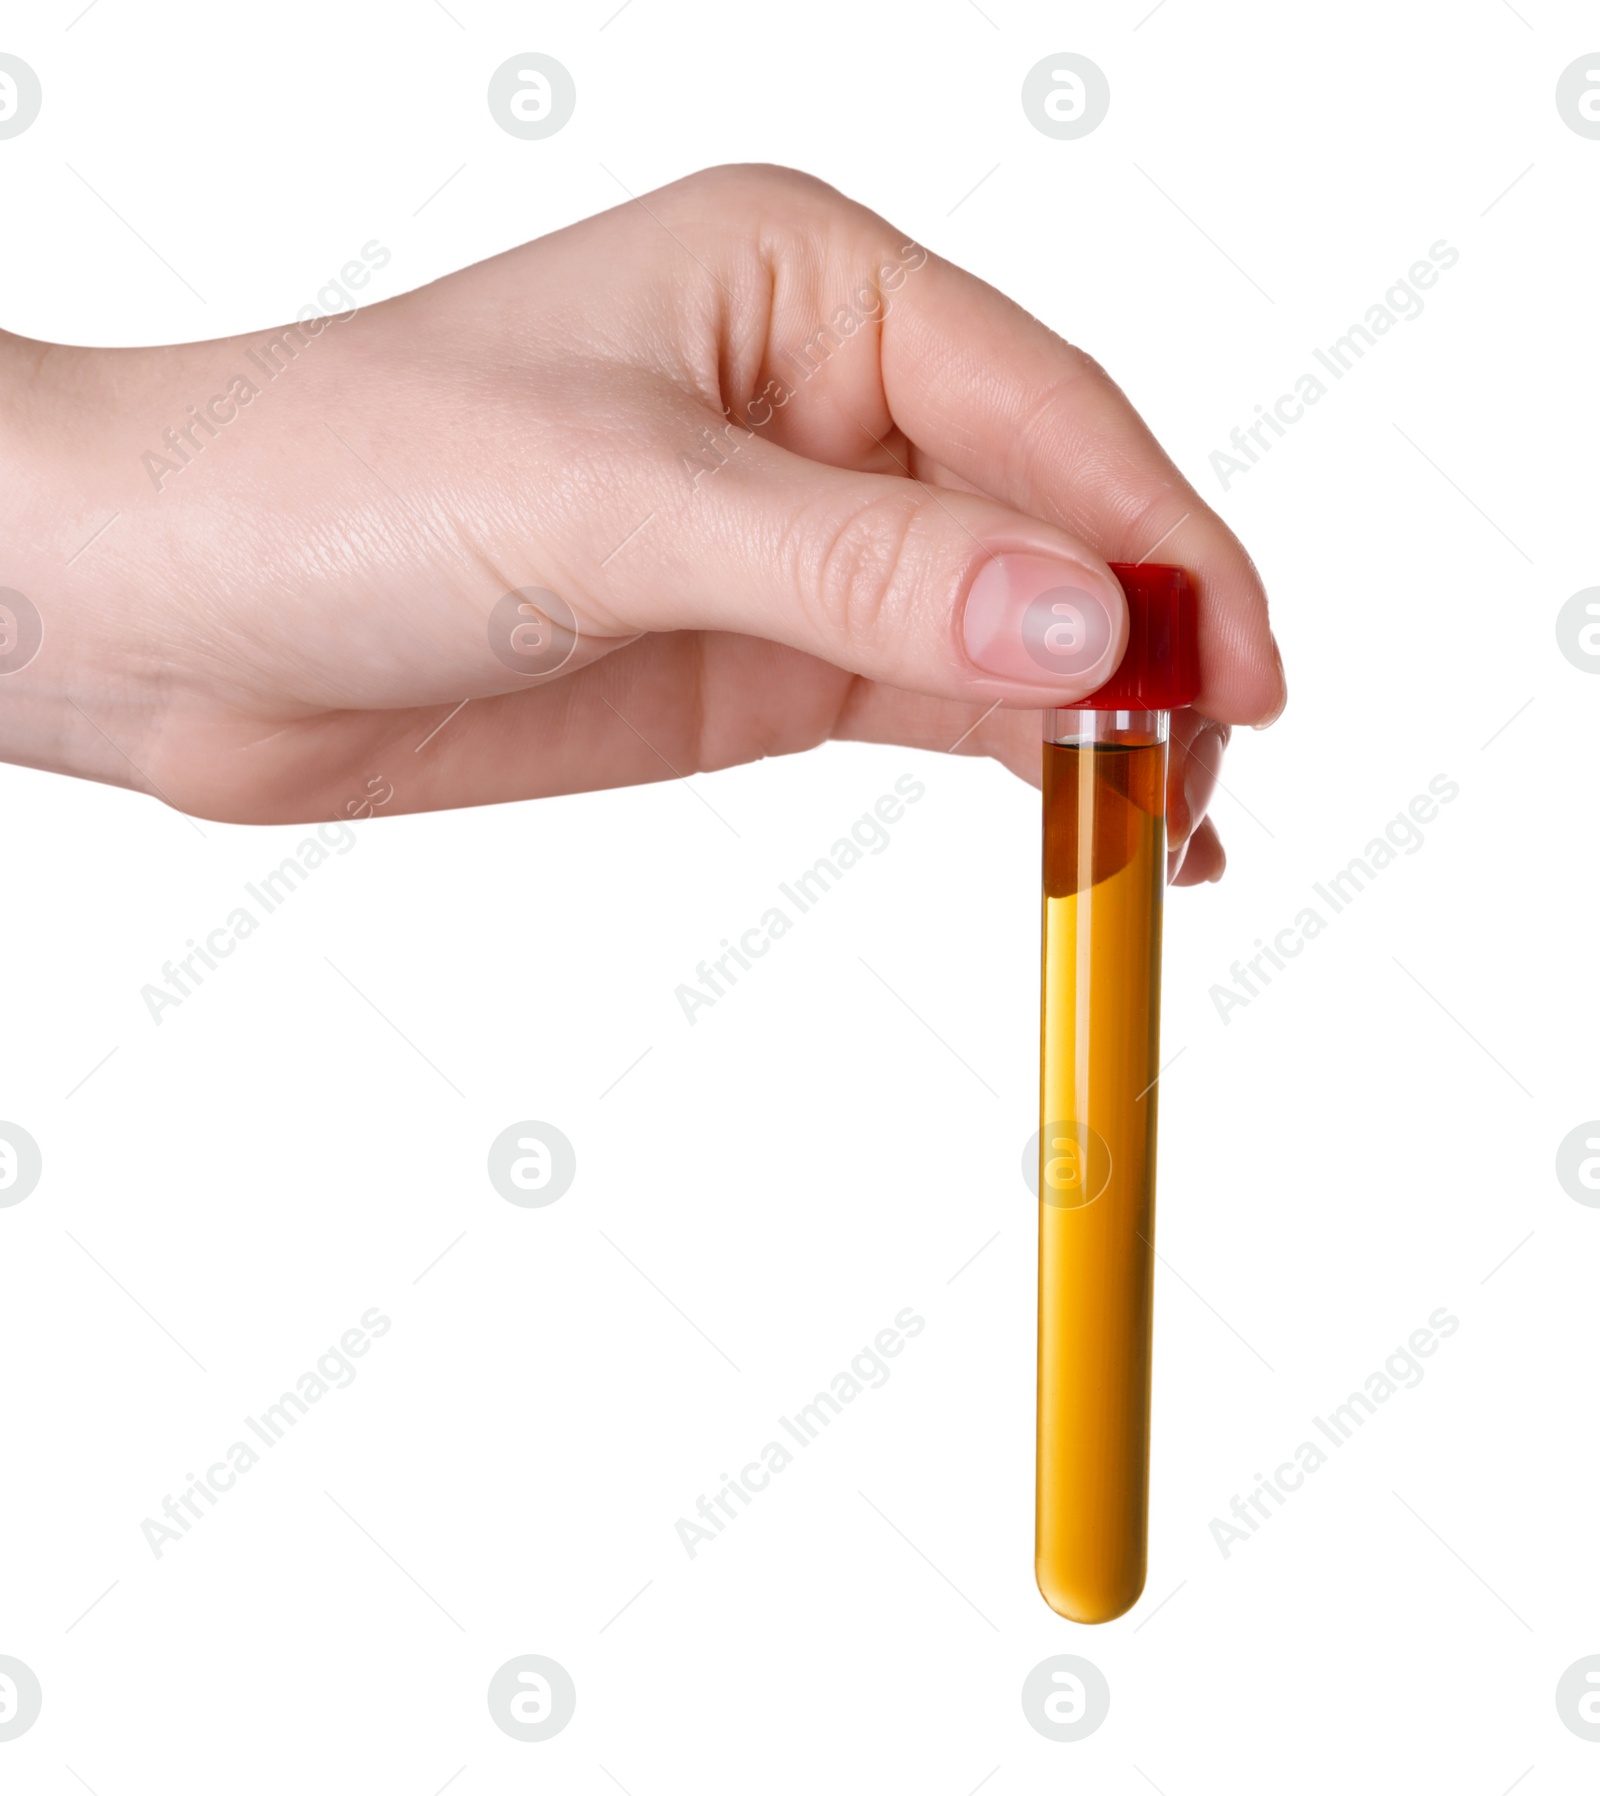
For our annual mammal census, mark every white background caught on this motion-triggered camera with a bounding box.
[2,1,1597,1790]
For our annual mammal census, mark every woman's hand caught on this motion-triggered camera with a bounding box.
[0,163,1282,881]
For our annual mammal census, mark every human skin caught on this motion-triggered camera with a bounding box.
[0,164,1282,880]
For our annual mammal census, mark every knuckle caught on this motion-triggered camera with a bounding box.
[1118,479,1193,558]
[1011,349,1112,451]
[1049,336,1110,390]
[670,162,843,219]
[793,489,938,650]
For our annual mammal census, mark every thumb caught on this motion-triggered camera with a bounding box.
[565,433,1130,705]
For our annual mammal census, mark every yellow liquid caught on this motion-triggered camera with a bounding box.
[1036,737,1167,1623]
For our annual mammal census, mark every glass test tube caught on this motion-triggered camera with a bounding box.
[1034,564,1197,1625]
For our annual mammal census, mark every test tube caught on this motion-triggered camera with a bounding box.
[1035,563,1200,1624]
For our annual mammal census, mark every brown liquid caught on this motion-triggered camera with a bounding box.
[1036,738,1167,1623]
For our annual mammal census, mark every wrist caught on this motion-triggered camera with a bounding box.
[0,333,168,793]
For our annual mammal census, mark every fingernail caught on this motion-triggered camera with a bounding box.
[1181,722,1228,838]
[962,553,1122,689]
[1252,636,1288,729]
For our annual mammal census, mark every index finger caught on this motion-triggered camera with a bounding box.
[880,251,1283,725]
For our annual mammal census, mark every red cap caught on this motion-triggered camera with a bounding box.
[1063,563,1199,712]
